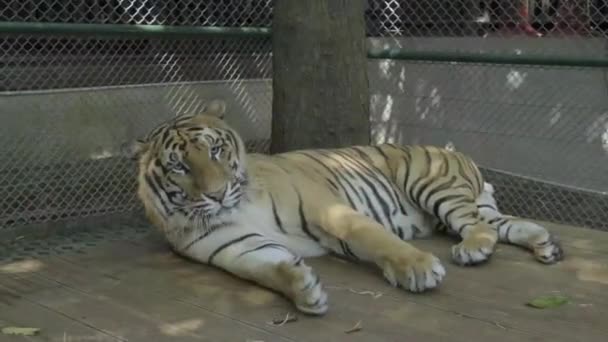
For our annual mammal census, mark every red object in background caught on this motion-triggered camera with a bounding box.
[519,1,544,36]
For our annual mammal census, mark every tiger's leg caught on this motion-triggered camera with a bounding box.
[181,230,328,315]
[427,188,498,266]
[317,204,446,292]
[477,183,564,264]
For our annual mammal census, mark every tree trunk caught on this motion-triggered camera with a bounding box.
[271,0,370,153]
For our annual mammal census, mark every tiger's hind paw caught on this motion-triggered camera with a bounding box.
[533,235,565,264]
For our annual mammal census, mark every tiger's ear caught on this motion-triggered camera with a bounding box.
[202,99,226,119]
[121,138,149,161]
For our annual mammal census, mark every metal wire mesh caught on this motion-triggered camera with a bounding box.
[0,0,273,26]
[365,0,607,58]
[0,1,273,230]
[366,0,608,230]
[1,0,607,232]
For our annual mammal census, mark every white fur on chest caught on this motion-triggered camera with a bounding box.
[165,197,327,260]
[230,200,328,257]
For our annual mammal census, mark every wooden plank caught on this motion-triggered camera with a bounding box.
[49,237,550,341]
[2,266,291,341]
[0,276,119,342]
[29,252,447,341]
[539,221,608,255]
[3,221,607,342]
[309,255,608,342]
[389,232,608,340]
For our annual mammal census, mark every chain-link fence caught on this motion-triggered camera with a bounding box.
[1,0,607,233]
[0,1,273,230]
[366,0,608,230]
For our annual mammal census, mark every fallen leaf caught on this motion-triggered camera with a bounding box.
[345,321,362,334]
[1,326,41,336]
[526,295,569,309]
[266,312,298,326]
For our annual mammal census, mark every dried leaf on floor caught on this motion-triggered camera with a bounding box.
[325,285,383,299]
[267,312,298,326]
[345,320,362,334]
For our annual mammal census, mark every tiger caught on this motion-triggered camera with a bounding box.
[128,99,564,316]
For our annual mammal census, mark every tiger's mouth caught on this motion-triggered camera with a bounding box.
[201,176,247,209]
[204,186,227,203]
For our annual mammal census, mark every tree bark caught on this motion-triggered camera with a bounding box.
[271,0,370,153]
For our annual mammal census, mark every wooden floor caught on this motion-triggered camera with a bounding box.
[1,221,607,342]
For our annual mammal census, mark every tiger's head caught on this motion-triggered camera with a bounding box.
[129,99,248,222]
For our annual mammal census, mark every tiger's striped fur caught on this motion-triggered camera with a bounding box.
[130,99,564,316]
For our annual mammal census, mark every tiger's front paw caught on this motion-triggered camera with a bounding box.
[452,231,497,266]
[382,251,446,293]
[279,260,328,315]
[533,235,565,264]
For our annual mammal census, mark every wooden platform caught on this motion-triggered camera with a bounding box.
[1,221,607,342]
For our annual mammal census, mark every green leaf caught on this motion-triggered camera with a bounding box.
[526,295,569,309]
[1,326,41,336]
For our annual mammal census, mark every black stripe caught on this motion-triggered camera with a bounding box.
[488,217,508,225]
[438,149,451,177]
[360,189,383,226]
[161,129,171,146]
[225,129,241,156]
[434,195,472,228]
[304,151,362,206]
[237,243,289,258]
[477,204,498,211]
[396,225,405,239]
[421,175,457,209]
[340,149,399,204]
[337,150,401,220]
[144,173,171,215]
[293,257,303,266]
[336,151,398,218]
[208,233,262,265]
[503,224,512,242]
[373,145,391,167]
[414,176,440,209]
[408,148,433,207]
[338,241,349,256]
[487,217,502,225]
[269,194,287,234]
[402,154,412,191]
[326,178,341,193]
[338,240,358,259]
[342,241,358,259]
[334,151,392,225]
[433,194,462,219]
[462,155,480,194]
[453,155,473,193]
[184,225,225,250]
[296,190,320,242]
[350,146,374,163]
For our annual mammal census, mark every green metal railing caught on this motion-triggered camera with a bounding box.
[3,21,608,68]
[0,21,271,39]
[367,49,608,68]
